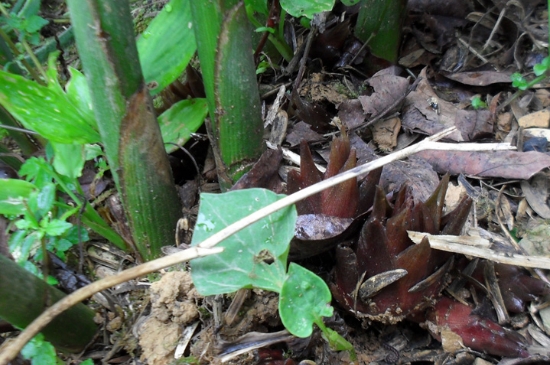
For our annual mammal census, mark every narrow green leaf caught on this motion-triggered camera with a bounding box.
[279,263,333,337]
[158,98,207,153]
[190,189,297,295]
[0,179,36,216]
[280,0,335,18]
[65,67,94,121]
[244,0,269,15]
[137,0,196,96]
[0,70,100,144]
[81,204,129,252]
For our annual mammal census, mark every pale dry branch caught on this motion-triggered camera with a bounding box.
[408,231,550,270]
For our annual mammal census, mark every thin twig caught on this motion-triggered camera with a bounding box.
[0,127,516,364]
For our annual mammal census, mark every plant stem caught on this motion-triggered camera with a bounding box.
[68,0,182,260]
[0,254,97,353]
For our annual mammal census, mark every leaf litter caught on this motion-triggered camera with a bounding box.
[18,0,550,364]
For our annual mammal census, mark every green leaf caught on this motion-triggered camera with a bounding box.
[244,0,269,15]
[50,142,85,179]
[11,231,42,263]
[511,72,528,90]
[137,0,196,96]
[43,219,72,237]
[19,157,55,188]
[85,144,103,161]
[280,0,335,18]
[190,189,297,295]
[341,0,361,5]
[471,96,487,110]
[279,263,333,337]
[317,322,356,360]
[29,182,56,218]
[64,225,89,244]
[0,70,100,144]
[65,67,94,122]
[158,98,208,153]
[0,179,36,216]
[47,237,74,259]
[24,15,49,33]
[17,0,41,18]
[533,57,550,76]
[22,333,58,365]
[354,0,407,63]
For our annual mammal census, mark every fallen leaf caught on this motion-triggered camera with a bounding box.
[518,109,550,128]
[416,150,550,179]
[442,71,513,86]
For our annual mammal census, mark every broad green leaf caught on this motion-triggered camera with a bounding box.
[19,157,55,188]
[65,67,94,121]
[190,189,297,295]
[50,142,85,179]
[28,182,55,219]
[137,0,196,96]
[11,231,42,263]
[0,179,36,216]
[43,219,72,237]
[0,70,100,144]
[158,98,207,153]
[354,0,407,63]
[84,144,103,161]
[341,0,361,5]
[25,15,49,34]
[22,333,57,365]
[280,0,335,18]
[279,263,333,337]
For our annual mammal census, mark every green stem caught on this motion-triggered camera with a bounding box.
[0,27,44,84]
[0,3,46,84]
[0,254,97,352]
[247,11,292,62]
[68,0,182,260]
[20,39,48,80]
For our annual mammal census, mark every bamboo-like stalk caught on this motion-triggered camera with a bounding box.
[0,254,96,353]
[67,0,182,260]
[190,0,264,188]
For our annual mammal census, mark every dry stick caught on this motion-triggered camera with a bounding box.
[0,127,515,364]
[495,186,550,285]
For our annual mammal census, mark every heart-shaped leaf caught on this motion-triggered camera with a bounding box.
[190,188,297,295]
[279,263,333,337]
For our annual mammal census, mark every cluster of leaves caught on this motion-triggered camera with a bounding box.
[511,56,550,90]
[190,189,355,358]
[0,0,382,360]
[0,0,48,45]
[6,156,92,282]
[21,333,93,365]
